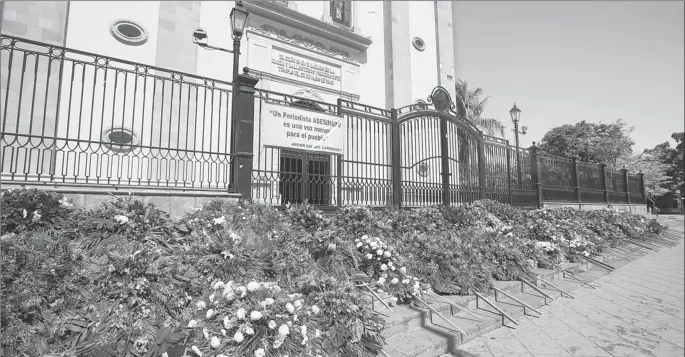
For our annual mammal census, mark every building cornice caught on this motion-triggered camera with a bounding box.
[242,1,372,53]
[247,24,358,64]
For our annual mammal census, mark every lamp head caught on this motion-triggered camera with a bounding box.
[230,2,250,40]
[509,103,521,124]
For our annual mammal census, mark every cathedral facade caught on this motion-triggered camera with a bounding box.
[1,1,472,207]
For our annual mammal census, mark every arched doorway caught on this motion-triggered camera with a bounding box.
[277,91,333,206]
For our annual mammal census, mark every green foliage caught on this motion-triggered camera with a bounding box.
[454,79,506,136]
[1,189,74,234]
[538,119,635,168]
[1,190,667,357]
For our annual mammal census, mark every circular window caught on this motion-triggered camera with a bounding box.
[417,163,429,177]
[110,20,148,46]
[102,127,138,153]
[412,37,425,52]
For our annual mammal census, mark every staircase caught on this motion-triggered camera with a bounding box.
[373,236,676,357]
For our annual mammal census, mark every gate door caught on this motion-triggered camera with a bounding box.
[396,87,485,207]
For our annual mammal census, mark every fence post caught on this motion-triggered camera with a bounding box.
[599,163,608,204]
[638,171,646,205]
[529,143,542,209]
[391,109,402,208]
[571,156,581,202]
[336,99,344,207]
[622,167,630,204]
[478,138,487,201]
[230,69,260,200]
[506,144,513,205]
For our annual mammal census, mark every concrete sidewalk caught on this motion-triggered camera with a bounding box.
[455,225,684,357]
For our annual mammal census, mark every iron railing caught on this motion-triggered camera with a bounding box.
[1,35,646,209]
[1,35,235,189]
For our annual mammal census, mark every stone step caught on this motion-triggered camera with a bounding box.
[379,247,641,357]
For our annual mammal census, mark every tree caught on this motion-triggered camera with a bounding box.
[647,132,685,193]
[616,151,671,195]
[454,79,506,137]
[538,119,635,169]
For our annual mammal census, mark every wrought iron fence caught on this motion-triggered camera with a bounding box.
[1,35,646,209]
[1,35,236,189]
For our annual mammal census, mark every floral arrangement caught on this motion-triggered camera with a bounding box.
[1,190,668,357]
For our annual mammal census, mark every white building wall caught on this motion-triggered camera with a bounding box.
[408,1,439,104]
[2,0,467,204]
[53,1,160,184]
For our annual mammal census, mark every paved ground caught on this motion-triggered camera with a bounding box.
[455,217,684,357]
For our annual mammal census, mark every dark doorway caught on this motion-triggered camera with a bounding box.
[279,150,331,206]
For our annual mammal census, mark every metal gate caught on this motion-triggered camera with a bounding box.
[394,87,485,207]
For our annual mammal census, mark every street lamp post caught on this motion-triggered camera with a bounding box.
[510,104,526,189]
[192,2,250,188]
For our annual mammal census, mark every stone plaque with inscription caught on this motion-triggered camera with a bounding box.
[271,48,342,90]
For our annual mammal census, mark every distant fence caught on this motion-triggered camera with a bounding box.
[1,35,645,209]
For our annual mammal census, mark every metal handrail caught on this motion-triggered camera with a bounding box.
[519,277,554,300]
[474,292,519,325]
[493,287,542,315]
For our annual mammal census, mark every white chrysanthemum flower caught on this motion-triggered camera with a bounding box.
[250,311,263,321]
[264,297,275,306]
[236,286,247,297]
[188,320,198,328]
[285,303,295,314]
[378,277,386,284]
[196,301,206,310]
[279,324,290,336]
[206,309,215,319]
[366,253,373,260]
[223,316,231,329]
[236,308,246,320]
[293,300,302,309]
[391,278,399,285]
[212,216,226,225]
[191,346,202,356]
[356,242,363,248]
[254,348,266,357]
[311,305,320,314]
[300,325,307,336]
[247,281,260,292]
[383,251,391,258]
[221,329,227,336]
[380,264,388,271]
[376,249,383,256]
[233,331,244,343]
[114,215,129,224]
[399,267,407,275]
[273,337,284,349]
[213,281,225,290]
[210,336,221,349]
[245,326,254,335]
[59,197,73,207]
[268,320,277,329]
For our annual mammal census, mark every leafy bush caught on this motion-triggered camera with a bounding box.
[0,189,74,234]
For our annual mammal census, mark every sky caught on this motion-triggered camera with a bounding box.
[453,1,684,153]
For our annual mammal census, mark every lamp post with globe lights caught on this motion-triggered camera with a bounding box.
[510,104,527,189]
